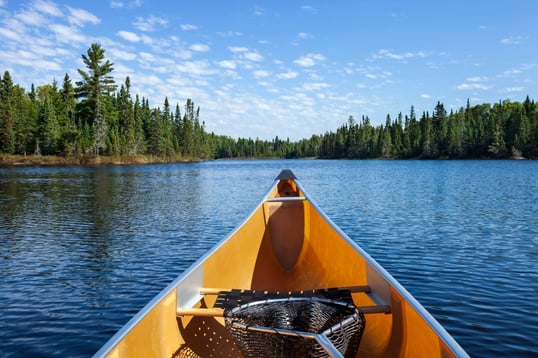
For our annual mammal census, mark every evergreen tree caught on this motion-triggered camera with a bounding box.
[75,43,117,156]
[117,77,136,155]
[37,90,60,155]
[58,74,78,156]
[0,71,15,153]
[421,111,434,158]
[133,95,146,154]
[173,103,182,154]
[488,101,507,157]
[13,85,36,155]
[406,106,421,157]
[447,108,465,158]
[182,99,195,157]
[392,113,404,157]
[380,115,393,158]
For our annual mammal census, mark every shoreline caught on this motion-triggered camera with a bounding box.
[0,154,530,167]
[0,154,199,166]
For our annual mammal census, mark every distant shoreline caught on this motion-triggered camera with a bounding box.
[0,154,199,166]
[1,154,530,167]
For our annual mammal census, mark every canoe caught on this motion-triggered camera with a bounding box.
[94,169,468,358]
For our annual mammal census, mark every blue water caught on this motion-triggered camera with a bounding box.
[1,160,537,357]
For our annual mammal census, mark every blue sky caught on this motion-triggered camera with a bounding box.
[1,0,536,140]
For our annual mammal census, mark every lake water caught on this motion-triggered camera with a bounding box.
[1,159,537,357]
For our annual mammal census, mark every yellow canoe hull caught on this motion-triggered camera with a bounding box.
[95,170,467,358]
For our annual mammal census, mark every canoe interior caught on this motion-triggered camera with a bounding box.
[98,175,465,358]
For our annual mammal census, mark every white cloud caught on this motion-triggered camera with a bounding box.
[29,58,63,71]
[110,0,143,9]
[253,6,265,16]
[134,15,167,32]
[181,24,198,31]
[501,36,522,45]
[28,44,59,57]
[0,49,62,71]
[227,47,263,62]
[138,52,157,62]
[301,82,329,91]
[253,70,270,78]
[300,5,317,13]
[175,60,215,76]
[16,7,48,26]
[217,60,236,69]
[190,43,210,52]
[374,49,431,60]
[503,69,522,76]
[456,76,492,90]
[49,24,87,44]
[244,51,263,62]
[420,94,432,99]
[229,46,248,53]
[276,70,298,80]
[117,30,140,42]
[502,86,524,93]
[298,32,313,39]
[294,53,326,67]
[34,0,62,17]
[467,76,485,82]
[139,74,162,86]
[0,26,20,41]
[67,6,100,27]
[108,48,136,61]
[2,17,26,36]
[217,30,242,37]
[456,80,490,90]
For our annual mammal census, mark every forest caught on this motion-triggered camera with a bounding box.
[1,43,537,162]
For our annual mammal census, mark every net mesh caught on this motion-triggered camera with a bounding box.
[224,298,365,358]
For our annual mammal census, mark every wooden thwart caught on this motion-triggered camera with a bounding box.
[199,285,371,296]
[177,305,390,317]
[176,286,391,317]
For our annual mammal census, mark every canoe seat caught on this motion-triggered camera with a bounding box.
[224,296,364,358]
[176,286,392,316]
[176,287,391,357]
[213,287,354,309]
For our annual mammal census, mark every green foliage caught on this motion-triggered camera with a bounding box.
[1,44,537,161]
[75,43,117,156]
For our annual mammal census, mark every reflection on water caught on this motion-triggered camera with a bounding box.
[1,160,537,357]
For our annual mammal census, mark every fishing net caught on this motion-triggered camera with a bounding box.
[224,297,365,358]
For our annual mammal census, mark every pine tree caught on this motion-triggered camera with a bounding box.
[421,111,434,158]
[488,102,507,158]
[13,85,36,155]
[36,88,60,155]
[75,43,117,156]
[392,112,404,157]
[0,71,15,153]
[432,101,448,157]
[57,74,78,155]
[380,115,393,158]
[182,99,195,157]
[117,77,136,155]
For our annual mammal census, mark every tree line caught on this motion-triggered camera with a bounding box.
[314,99,538,159]
[1,43,537,161]
[0,44,212,161]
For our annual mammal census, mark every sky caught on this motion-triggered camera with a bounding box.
[0,0,537,140]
